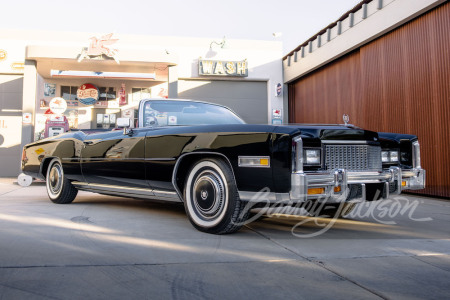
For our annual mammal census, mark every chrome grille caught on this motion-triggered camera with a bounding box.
[325,145,381,171]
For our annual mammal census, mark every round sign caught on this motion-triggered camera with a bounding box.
[49,97,67,115]
[77,83,99,105]
[0,49,7,61]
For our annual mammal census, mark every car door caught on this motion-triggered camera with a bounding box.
[80,129,148,189]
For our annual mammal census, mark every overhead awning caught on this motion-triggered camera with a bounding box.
[50,70,156,80]
[26,45,178,81]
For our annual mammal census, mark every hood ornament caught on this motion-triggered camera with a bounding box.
[343,114,350,126]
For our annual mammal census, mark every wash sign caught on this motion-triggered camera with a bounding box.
[199,59,248,77]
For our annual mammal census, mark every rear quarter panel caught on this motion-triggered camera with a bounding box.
[22,132,85,181]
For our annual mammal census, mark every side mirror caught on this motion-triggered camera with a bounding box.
[117,118,132,135]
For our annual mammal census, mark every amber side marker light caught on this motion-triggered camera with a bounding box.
[402,181,407,187]
[308,188,325,195]
[334,186,342,193]
[259,158,269,166]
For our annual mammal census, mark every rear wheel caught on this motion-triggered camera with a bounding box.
[46,158,78,204]
[183,158,248,234]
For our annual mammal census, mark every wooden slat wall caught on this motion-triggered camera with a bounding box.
[289,2,450,198]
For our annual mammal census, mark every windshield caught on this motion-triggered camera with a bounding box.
[141,100,245,127]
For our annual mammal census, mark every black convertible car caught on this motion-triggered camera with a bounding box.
[21,99,425,234]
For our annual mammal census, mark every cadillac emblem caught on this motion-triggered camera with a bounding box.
[343,114,350,125]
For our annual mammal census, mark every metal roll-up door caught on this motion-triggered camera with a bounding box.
[178,80,268,124]
[0,75,23,176]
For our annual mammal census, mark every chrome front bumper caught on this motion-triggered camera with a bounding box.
[290,167,425,203]
[239,167,425,204]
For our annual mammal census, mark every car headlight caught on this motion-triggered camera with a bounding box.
[304,149,321,165]
[390,151,399,162]
[382,150,399,163]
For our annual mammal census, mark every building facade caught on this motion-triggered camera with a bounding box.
[0,31,283,177]
[283,0,449,198]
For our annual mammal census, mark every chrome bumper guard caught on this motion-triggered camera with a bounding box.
[290,167,425,203]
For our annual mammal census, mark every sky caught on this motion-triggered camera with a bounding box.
[1,0,362,55]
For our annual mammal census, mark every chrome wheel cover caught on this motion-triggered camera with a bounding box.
[48,163,63,196]
[185,161,230,228]
[192,170,225,220]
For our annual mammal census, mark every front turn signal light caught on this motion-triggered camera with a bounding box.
[308,188,325,195]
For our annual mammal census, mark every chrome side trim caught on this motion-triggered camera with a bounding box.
[145,158,176,161]
[80,158,146,161]
[63,157,175,161]
[71,182,181,202]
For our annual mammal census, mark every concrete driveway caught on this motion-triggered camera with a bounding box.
[0,178,449,299]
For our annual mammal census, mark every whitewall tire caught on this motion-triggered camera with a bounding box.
[183,158,248,234]
[46,158,78,204]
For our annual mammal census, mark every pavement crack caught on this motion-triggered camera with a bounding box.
[245,224,388,300]
[0,188,22,197]
[0,283,61,300]
[410,255,450,273]
[0,259,298,270]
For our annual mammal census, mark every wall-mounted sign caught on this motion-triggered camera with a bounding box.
[77,84,99,105]
[275,83,282,97]
[49,97,68,115]
[272,109,282,119]
[78,33,120,64]
[44,83,56,97]
[0,50,7,61]
[199,59,248,77]
[272,119,282,125]
[119,83,127,105]
[22,113,32,124]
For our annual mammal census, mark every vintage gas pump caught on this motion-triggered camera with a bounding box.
[44,115,69,138]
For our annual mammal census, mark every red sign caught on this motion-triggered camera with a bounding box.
[77,84,99,105]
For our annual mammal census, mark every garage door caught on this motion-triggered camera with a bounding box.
[178,80,268,124]
[0,75,23,177]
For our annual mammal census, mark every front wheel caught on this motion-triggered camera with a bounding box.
[46,158,78,204]
[183,158,248,234]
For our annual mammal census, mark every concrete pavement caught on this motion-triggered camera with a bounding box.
[0,177,449,299]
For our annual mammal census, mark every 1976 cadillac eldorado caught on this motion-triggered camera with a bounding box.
[21,99,425,234]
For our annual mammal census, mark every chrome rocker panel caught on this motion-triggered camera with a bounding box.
[71,182,182,202]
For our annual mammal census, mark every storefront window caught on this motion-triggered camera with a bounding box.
[60,86,79,129]
[61,86,79,107]
[98,87,117,100]
[132,87,151,103]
